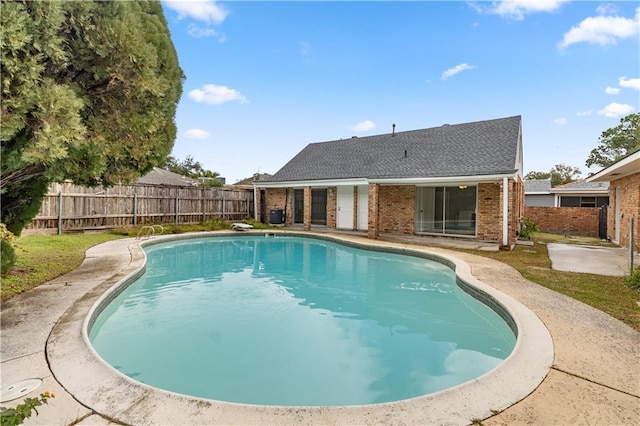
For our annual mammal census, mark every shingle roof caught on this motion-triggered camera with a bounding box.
[552,179,609,192]
[135,167,199,186]
[265,116,521,182]
[524,179,552,193]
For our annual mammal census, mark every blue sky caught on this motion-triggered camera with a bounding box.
[161,1,639,184]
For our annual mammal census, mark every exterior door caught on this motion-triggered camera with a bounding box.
[336,186,353,229]
[357,185,368,231]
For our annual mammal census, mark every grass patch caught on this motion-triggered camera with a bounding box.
[1,232,125,300]
[2,219,278,301]
[462,234,640,332]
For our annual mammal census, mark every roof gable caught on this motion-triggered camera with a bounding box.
[135,167,199,186]
[266,116,522,182]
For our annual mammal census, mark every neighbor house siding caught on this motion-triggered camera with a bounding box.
[525,194,554,207]
[608,173,640,249]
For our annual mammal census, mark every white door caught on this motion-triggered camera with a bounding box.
[615,187,621,243]
[357,185,369,231]
[336,186,353,229]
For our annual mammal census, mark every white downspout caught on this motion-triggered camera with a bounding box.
[502,177,509,246]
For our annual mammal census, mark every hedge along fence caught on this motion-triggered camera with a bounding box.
[23,181,254,235]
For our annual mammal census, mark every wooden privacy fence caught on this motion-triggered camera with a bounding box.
[24,181,254,234]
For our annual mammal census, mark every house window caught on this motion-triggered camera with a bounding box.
[559,196,609,208]
[415,186,477,236]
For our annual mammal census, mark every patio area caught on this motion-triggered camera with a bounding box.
[1,231,638,425]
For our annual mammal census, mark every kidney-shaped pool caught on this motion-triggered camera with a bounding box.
[88,235,516,406]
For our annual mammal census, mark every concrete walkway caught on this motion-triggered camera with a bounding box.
[548,243,638,276]
[1,232,638,425]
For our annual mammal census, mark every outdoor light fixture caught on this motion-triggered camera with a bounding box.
[458,185,468,189]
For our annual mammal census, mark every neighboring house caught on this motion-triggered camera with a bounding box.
[254,115,525,248]
[524,179,553,207]
[588,151,640,250]
[135,167,199,186]
[551,179,609,208]
[234,173,273,186]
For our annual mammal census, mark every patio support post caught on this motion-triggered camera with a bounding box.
[502,177,509,247]
[303,186,312,231]
[253,186,258,221]
[368,184,380,239]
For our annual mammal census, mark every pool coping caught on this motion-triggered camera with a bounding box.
[46,230,554,425]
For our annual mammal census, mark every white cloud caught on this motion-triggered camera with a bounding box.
[558,7,640,49]
[351,120,376,132]
[553,118,567,125]
[188,84,248,105]
[184,128,211,139]
[596,4,619,16]
[163,0,228,24]
[619,76,640,90]
[605,86,621,95]
[577,110,593,116]
[187,24,225,40]
[598,102,635,117]
[473,0,568,20]
[441,63,476,80]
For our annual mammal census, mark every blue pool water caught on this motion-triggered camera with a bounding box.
[89,235,516,406]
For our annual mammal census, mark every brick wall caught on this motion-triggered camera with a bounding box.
[327,187,337,229]
[524,206,599,236]
[378,185,415,234]
[608,172,640,250]
[477,183,501,242]
[261,188,294,225]
[368,184,380,239]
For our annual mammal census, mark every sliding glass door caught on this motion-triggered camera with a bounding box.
[416,186,476,236]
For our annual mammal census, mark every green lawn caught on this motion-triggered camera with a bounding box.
[1,232,124,300]
[461,233,640,332]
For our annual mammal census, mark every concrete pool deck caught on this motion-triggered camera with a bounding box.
[1,231,638,425]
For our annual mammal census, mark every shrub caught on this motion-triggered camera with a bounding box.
[0,391,54,426]
[1,224,17,277]
[519,217,539,240]
[203,217,231,231]
[625,266,640,290]
[242,218,270,229]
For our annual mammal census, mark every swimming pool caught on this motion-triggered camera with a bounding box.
[89,234,516,406]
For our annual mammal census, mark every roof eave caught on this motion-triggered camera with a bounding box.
[254,173,518,188]
[587,151,640,182]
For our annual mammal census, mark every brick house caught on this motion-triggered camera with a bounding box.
[254,116,525,248]
[588,151,640,251]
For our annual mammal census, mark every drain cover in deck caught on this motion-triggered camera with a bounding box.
[0,378,43,403]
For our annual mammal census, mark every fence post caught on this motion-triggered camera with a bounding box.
[222,191,226,220]
[202,187,206,223]
[630,216,635,272]
[175,194,179,224]
[57,191,63,235]
[133,193,138,226]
